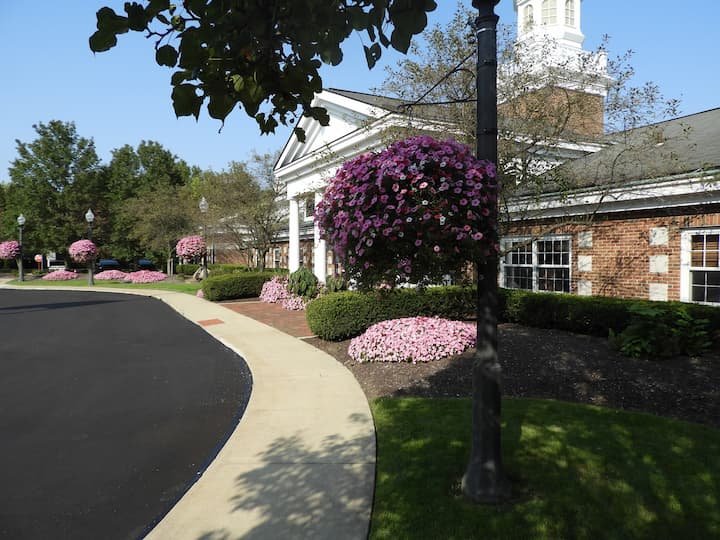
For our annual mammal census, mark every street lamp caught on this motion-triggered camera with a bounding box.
[198,196,209,280]
[17,214,26,282]
[85,208,95,285]
[461,0,511,503]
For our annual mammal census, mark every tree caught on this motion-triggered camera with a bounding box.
[89,0,437,141]
[2,121,103,255]
[197,152,285,270]
[120,182,196,270]
[105,141,195,261]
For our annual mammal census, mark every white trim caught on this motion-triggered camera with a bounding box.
[500,234,572,293]
[680,227,720,304]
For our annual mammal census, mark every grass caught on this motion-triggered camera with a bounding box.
[5,277,202,295]
[370,397,720,540]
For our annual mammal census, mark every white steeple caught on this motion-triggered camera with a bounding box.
[514,0,585,49]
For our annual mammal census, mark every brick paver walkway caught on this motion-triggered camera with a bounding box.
[220,300,314,338]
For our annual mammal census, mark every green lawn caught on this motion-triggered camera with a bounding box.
[5,278,202,295]
[371,397,719,540]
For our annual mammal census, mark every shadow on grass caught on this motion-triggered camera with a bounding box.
[196,413,375,540]
[370,397,720,540]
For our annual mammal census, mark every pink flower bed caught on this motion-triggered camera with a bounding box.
[0,240,20,260]
[348,316,476,364]
[69,240,98,263]
[125,270,167,284]
[259,275,290,303]
[43,270,79,281]
[281,295,307,311]
[95,270,129,281]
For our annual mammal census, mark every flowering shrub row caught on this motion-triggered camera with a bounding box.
[42,270,79,281]
[95,270,129,281]
[315,135,498,287]
[0,240,20,260]
[126,270,167,283]
[281,295,307,311]
[176,235,206,259]
[348,316,475,363]
[69,240,98,263]
[259,275,290,303]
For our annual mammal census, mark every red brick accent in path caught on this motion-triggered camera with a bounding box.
[220,300,315,338]
[197,318,225,327]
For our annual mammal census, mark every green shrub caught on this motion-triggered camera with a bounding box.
[306,286,476,341]
[177,263,199,276]
[609,303,712,358]
[288,266,319,299]
[201,272,277,301]
[325,274,348,293]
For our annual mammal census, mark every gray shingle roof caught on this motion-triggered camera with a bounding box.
[550,107,720,189]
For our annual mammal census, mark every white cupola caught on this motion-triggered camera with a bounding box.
[514,0,585,49]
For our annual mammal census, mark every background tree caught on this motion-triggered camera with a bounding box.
[105,140,195,261]
[2,121,103,256]
[197,152,285,270]
[89,0,438,141]
[120,182,195,271]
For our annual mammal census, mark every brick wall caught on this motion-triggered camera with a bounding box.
[506,205,720,301]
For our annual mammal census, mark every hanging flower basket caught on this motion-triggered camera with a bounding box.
[69,240,98,264]
[0,240,20,260]
[175,235,206,259]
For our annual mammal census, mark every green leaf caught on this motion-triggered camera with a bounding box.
[390,28,412,54]
[124,2,148,31]
[171,84,203,119]
[155,45,178,67]
[320,46,343,66]
[231,74,245,93]
[89,30,118,53]
[95,6,129,34]
[207,93,236,121]
[363,43,382,69]
[171,70,193,85]
[293,126,307,143]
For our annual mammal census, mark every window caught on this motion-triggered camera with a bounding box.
[565,0,575,26]
[690,232,720,303]
[304,197,315,222]
[502,236,571,293]
[542,0,557,25]
[523,5,534,32]
[273,248,281,269]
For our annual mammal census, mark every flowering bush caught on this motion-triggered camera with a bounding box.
[315,135,498,287]
[69,240,98,263]
[125,270,167,284]
[281,295,308,311]
[259,275,290,303]
[42,270,79,281]
[0,240,20,260]
[348,316,475,363]
[176,235,206,259]
[196,288,204,298]
[94,270,129,281]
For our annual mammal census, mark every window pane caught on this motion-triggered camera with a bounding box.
[692,285,706,302]
[565,0,575,25]
[692,251,704,267]
[707,286,720,304]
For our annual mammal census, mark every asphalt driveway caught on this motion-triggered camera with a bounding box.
[0,289,251,540]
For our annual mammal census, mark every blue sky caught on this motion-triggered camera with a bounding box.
[1,1,718,181]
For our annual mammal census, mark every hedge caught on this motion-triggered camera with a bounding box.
[307,286,720,342]
[177,263,288,277]
[201,272,278,301]
[306,286,476,341]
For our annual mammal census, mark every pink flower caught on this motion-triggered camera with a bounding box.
[176,235,206,258]
[69,240,98,264]
[125,270,167,283]
[95,270,129,281]
[0,241,20,260]
[433,245,440,252]
[260,275,290,303]
[43,270,78,281]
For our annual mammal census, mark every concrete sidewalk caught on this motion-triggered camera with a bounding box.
[1,282,375,539]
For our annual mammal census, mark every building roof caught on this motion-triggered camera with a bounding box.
[326,88,452,123]
[549,107,720,190]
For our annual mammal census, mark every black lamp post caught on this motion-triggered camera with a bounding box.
[462,0,511,503]
[198,196,209,280]
[85,208,95,285]
[17,214,26,282]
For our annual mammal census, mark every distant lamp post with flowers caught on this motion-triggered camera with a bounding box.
[17,214,26,282]
[85,209,96,285]
[198,196,209,280]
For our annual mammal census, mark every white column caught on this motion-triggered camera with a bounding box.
[313,191,327,283]
[289,198,300,273]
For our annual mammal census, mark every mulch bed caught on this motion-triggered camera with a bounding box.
[306,323,720,428]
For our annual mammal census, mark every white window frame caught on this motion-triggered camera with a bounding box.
[542,0,557,25]
[564,0,575,26]
[680,228,720,304]
[523,5,534,32]
[500,235,572,293]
